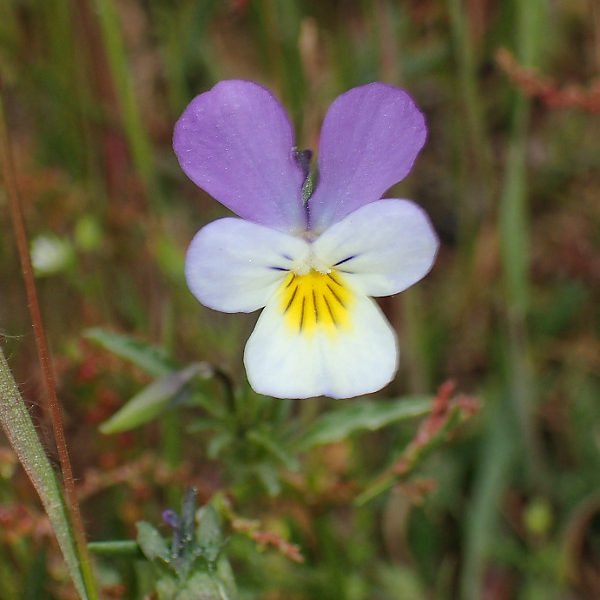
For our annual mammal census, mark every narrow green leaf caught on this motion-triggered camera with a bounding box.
[0,345,89,598]
[136,521,170,564]
[295,396,432,450]
[84,327,175,377]
[252,463,281,497]
[100,363,210,434]
[88,540,141,556]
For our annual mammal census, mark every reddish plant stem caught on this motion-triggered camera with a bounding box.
[0,92,95,592]
[496,47,600,113]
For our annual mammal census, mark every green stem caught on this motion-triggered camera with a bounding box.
[88,540,142,556]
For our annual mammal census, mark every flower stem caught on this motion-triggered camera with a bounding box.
[0,91,98,599]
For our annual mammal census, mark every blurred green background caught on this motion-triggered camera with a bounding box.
[1,0,600,598]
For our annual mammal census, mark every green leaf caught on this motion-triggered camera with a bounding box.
[100,363,211,434]
[0,346,90,598]
[196,505,224,563]
[246,429,299,471]
[252,463,281,497]
[207,431,234,459]
[214,556,238,600]
[155,575,179,600]
[295,396,432,450]
[136,521,170,564]
[165,572,222,600]
[83,327,175,377]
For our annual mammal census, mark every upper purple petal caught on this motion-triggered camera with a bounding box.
[307,83,427,232]
[173,80,307,232]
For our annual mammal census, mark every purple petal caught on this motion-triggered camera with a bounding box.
[308,83,427,231]
[174,80,307,232]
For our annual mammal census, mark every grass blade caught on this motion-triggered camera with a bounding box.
[498,0,549,483]
[92,0,161,208]
[84,327,175,377]
[0,346,89,598]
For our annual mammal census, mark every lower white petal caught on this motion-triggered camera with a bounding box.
[244,270,397,399]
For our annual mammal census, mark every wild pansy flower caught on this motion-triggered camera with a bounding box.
[174,80,438,399]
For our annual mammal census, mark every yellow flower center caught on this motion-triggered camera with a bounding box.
[278,269,353,335]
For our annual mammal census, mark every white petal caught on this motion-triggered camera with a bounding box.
[244,272,397,399]
[185,218,310,313]
[311,199,439,297]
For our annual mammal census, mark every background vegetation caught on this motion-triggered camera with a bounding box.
[1,0,599,598]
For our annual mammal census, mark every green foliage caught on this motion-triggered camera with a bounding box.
[97,359,433,499]
[1,0,600,598]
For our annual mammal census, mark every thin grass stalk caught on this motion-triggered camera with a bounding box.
[460,2,547,596]
[447,0,494,234]
[0,92,99,599]
[92,0,161,208]
[498,0,547,484]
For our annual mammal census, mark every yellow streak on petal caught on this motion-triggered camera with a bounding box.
[278,269,353,336]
